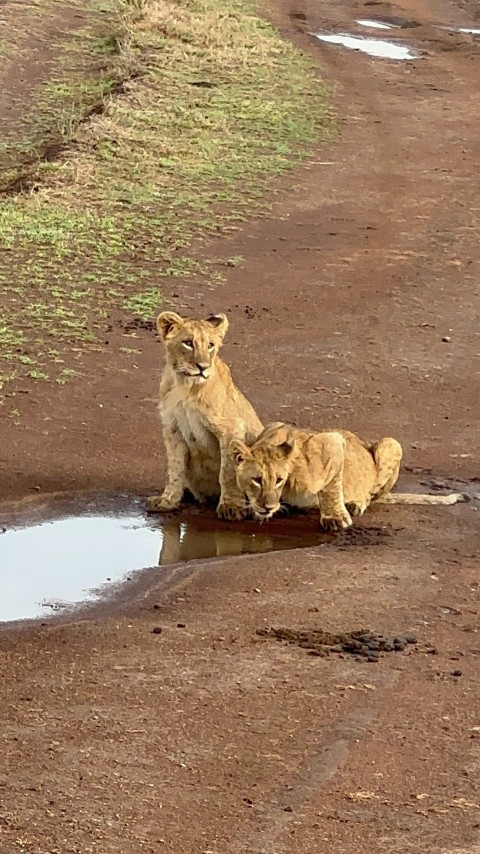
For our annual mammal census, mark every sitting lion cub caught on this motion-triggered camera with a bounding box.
[229,423,463,530]
[147,311,263,520]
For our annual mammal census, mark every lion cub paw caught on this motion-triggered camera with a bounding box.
[146,494,181,513]
[320,511,352,532]
[217,501,248,522]
[345,501,368,518]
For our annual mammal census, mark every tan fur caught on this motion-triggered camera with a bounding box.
[230,423,464,529]
[147,311,263,520]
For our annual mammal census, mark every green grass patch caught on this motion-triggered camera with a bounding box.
[0,0,335,403]
[0,0,126,191]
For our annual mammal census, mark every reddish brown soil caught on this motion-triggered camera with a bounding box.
[1,0,479,850]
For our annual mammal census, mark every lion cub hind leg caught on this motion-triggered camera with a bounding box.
[370,437,403,500]
[314,433,353,532]
[345,499,368,518]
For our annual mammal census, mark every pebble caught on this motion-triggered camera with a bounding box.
[151,627,163,635]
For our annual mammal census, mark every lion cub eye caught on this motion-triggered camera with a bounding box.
[182,339,194,350]
[252,477,262,488]
[276,477,283,487]
[208,342,215,351]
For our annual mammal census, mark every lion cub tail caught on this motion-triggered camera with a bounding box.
[375,492,466,506]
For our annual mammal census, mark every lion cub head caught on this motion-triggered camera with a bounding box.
[157,311,229,384]
[229,432,295,520]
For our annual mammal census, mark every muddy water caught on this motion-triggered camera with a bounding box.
[356,19,395,30]
[314,33,420,60]
[0,495,329,622]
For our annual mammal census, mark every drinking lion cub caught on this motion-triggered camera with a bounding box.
[229,423,463,530]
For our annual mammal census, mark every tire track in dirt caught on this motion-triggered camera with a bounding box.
[223,704,384,853]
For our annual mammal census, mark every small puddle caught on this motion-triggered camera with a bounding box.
[356,19,395,30]
[314,33,420,60]
[457,27,480,34]
[0,496,330,623]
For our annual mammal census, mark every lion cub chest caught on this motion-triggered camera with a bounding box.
[161,387,217,453]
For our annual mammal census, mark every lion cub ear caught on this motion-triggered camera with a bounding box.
[229,439,251,465]
[156,311,184,340]
[206,313,229,340]
[277,440,295,458]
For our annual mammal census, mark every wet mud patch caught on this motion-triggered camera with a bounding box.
[332,523,396,548]
[257,627,418,662]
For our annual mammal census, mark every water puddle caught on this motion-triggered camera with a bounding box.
[356,19,395,30]
[0,496,330,623]
[457,27,480,34]
[314,33,419,60]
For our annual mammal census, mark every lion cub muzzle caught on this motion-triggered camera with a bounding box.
[250,493,281,521]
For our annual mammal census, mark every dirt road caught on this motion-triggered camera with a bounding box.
[1,0,479,850]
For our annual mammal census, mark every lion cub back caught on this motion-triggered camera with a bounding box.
[335,430,379,509]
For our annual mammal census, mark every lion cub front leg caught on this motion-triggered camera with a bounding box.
[216,439,249,521]
[316,434,352,532]
[147,426,188,513]
[319,471,353,532]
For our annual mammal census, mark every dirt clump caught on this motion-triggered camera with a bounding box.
[257,627,418,662]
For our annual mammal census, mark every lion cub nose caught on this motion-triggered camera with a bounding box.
[264,502,278,512]
[196,362,209,372]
